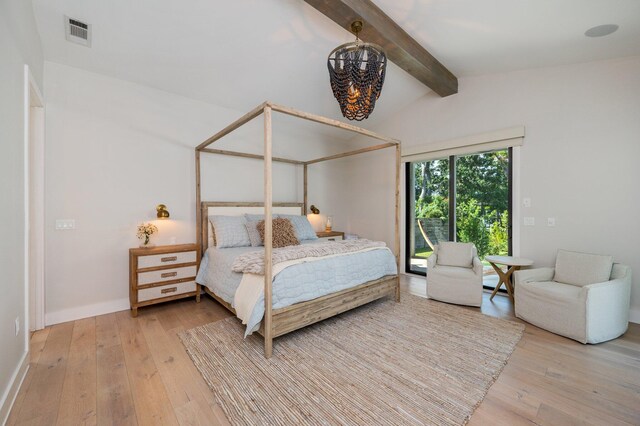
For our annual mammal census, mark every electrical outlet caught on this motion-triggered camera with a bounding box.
[547,217,556,227]
[524,217,535,226]
[15,317,19,336]
[523,198,531,208]
[55,219,76,230]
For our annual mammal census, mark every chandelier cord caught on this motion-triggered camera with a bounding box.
[351,20,362,46]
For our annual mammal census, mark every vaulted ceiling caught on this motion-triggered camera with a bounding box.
[32,0,640,126]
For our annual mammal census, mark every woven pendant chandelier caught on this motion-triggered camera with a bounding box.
[327,21,387,121]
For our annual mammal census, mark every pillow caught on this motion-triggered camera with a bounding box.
[244,213,264,223]
[277,214,318,240]
[245,221,263,247]
[553,250,613,287]
[209,215,251,248]
[207,220,217,248]
[257,218,300,248]
[436,242,475,268]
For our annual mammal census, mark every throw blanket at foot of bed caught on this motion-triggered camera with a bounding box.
[231,239,386,274]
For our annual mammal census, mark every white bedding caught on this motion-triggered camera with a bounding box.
[196,240,398,336]
[233,245,391,333]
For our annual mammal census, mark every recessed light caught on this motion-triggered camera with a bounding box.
[584,24,619,38]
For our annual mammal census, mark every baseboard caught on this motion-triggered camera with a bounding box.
[401,271,425,278]
[0,351,29,425]
[40,292,640,326]
[45,298,130,326]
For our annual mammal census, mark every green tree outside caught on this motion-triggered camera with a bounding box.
[413,150,509,259]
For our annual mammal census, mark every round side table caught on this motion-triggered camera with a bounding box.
[485,255,533,302]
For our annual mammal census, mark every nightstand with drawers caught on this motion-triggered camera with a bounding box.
[316,231,344,242]
[129,243,200,317]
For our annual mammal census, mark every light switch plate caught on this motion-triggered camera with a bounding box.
[55,219,76,230]
[523,198,531,208]
[547,217,556,227]
[524,217,535,226]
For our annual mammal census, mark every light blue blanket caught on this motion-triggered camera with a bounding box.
[196,241,397,336]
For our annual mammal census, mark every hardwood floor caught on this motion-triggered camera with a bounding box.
[7,275,640,425]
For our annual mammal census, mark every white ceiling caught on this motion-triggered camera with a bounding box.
[32,0,640,128]
[380,0,640,77]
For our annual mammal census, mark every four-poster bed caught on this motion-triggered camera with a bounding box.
[195,101,401,358]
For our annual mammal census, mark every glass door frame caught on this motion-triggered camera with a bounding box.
[404,148,513,277]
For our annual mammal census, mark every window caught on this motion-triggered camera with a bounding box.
[405,148,512,289]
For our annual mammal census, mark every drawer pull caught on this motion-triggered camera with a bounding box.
[161,287,177,294]
[160,256,178,262]
[161,272,178,278]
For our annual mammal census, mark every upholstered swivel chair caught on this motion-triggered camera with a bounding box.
[426,242,484,307]
[514,250,632,344]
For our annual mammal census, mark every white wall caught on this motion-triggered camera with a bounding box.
[43,61,344,324]
[306,150,398,245]
[362,56,640,322]
[0,0,43,84]
[0,0,44,421]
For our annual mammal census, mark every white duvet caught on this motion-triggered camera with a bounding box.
[233,246,394,334]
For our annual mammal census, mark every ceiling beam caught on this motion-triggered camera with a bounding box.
[304,0,458,97]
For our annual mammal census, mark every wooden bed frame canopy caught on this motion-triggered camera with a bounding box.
[195,101,401,358]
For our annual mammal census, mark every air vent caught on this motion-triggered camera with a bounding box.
[64,16,91,47]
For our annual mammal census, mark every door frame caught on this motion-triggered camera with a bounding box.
[24,65,45,334]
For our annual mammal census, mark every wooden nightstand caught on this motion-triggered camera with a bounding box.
[129,243,200,317]
[316,231,344,242]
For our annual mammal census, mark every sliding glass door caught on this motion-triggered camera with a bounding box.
[406,158,450,274]
[406,149,512,287]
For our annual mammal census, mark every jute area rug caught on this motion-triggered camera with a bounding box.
[180,294,524,425]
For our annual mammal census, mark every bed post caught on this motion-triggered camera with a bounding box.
[395,143,401,302]
[196,149,202,255]
[303,164,308,215]
[264,105,274,358]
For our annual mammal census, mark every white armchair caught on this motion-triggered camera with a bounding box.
[426,242,484,307]
[514,250,632,344]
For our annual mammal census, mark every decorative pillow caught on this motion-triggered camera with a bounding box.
[277,214,318,240]
[436,242,475,268]
[245,221,263,247]
[209,215,251,248]
[553,250,613,287]
[257,218,300,248]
